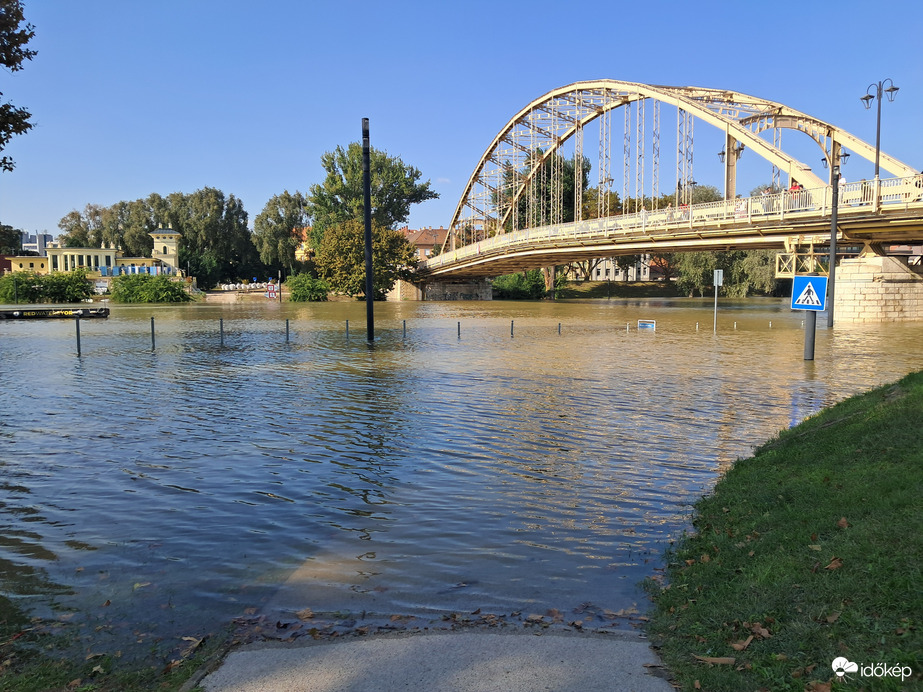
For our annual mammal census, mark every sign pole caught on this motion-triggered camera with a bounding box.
[713,269,723,333]
[804,309,816,360]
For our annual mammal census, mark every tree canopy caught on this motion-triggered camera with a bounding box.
[56,188,263,288]
[252,190,309,273]
[314,219,416,299]
[0,0,36,172]
[307,143,438,244]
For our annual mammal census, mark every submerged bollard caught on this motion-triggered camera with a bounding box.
[734,321,737,330]
[403,319,407,339]
[558,322,561,335]
[346,320,349,339]
[626,322,630,332]
[286,319,290,343]
[769,321,772,328]
[696,322,699,331]
[511,320,514,338]
[220,318,224,346]
[457,321,461,339]
[151,316,155,350]
[75,316,81,356]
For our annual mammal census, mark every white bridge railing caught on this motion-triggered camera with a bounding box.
[423,174,923,272]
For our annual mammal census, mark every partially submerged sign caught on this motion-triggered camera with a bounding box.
[638,319,656,330]
[791,275,828,311]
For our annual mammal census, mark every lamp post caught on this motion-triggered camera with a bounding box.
[821,149,849,328]
[860,79,899,180]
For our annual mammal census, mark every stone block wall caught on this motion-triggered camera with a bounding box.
[835,256,923,322]
[421,279,493,301]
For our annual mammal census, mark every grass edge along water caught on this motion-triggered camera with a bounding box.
[644,370,923,691]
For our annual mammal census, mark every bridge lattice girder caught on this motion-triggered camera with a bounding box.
[449,80,918,249]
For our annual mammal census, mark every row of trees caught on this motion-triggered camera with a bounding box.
[50,142,436,297]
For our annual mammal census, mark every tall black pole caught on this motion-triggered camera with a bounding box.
[874,83,882,180]
[362,118,374,341]
[828,165,839,328]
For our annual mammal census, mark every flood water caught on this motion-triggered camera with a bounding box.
[1,297,921,659]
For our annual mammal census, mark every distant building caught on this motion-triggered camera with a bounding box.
[396,226,449,261]
[3,228,182,280]
[20,232,54,255]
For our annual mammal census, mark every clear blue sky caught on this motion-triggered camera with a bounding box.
[2,0,921,237]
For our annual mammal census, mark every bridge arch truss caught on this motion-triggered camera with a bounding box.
[446,79,918,252]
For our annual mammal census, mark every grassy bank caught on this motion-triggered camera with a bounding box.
[556,280,681,299]
[645,371,923,691]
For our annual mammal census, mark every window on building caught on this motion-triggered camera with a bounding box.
[606,268,610,277]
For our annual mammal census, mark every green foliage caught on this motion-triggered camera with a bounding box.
[56,188,264,289]
[109,274,192,303]
[286,273,329,302]
[252,190,309,272]
[0,221,23,253]
[674,250,781,298]
[0,270,92,303]
[646,371,923,691]
[314,219,417,299]
[491,270,547,300]
[0,0,36,172]
[307,142,438,242]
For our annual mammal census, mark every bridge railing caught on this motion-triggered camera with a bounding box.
[424,174,923,271]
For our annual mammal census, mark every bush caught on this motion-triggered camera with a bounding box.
[0,270,93,303]
[110,274,192,303]
[286,273,329,302]
[491,270,547,299]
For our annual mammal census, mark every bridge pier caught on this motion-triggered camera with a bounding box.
[401,278,492,301]
[834,255,923,322]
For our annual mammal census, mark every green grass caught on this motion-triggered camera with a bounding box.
[556,280,681,299]
[0,600,230,692]
[645,371,923,691]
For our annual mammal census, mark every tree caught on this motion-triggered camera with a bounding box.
[109,274,192,303]
[314,219,416,299]
[491,270,546,300]
[0,221,22,253]
[307,143,438,244]
[252,191,309,273]
[286,273,328,302]
[0,0,35,172]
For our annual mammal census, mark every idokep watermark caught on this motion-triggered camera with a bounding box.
[832,657,913,682]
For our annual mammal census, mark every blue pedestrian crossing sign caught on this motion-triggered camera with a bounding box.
[791,275,828,311]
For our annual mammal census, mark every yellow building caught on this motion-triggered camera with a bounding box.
[4,228,182,278]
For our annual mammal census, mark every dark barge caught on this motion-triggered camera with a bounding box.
[0,307,110,320]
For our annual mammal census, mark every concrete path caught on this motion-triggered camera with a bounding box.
[198,630,674,692]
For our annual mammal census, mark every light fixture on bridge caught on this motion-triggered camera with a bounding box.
[861,78,899,179]
[717,143,745,163]
[821,149,850,169]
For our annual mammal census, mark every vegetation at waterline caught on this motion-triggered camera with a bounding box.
[0,591,230,692]
[286,273,329,302]
[0,270,92,303]
[109,274,193,303]
[645,370,923,691]
[491,270,548,300]
[555,280,682,300]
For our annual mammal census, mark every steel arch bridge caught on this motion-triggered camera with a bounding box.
[420,79,923,279]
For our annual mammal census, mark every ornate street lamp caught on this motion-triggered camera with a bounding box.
[860,79,899,179]
[821,149,849,328]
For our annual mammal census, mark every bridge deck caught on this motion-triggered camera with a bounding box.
[421,176,923,278]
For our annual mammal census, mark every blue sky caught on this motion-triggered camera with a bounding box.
[2,0,921,237]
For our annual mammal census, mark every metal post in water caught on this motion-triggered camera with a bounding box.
[804,310,816,360]
[362,118,374,342]
[151,316,155,350]
[457,321,460,339]
[828,165,840,328]
[346,320,349,339]
[75,316,81,356]
[558,322,561,335]
[220,318,224,346]
[403,320,406,339]
[511,320,514,338]
[286,319,290,342]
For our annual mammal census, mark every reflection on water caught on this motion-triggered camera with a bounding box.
[1,298,921,656]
